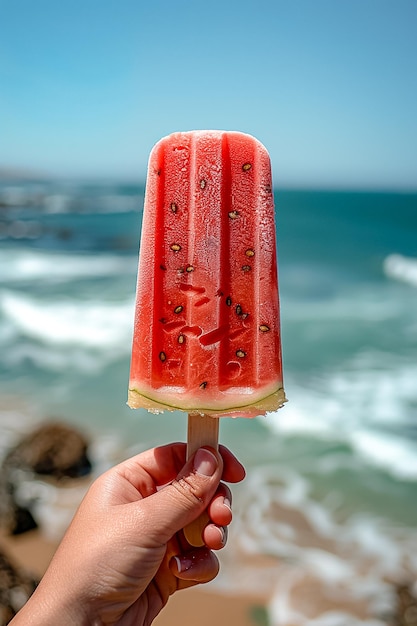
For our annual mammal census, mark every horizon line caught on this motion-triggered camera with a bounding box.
[0,166,416,194]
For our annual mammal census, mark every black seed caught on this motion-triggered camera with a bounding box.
[186,265,194,273]
[159,351,166,361]
[199,381,208,389]
[264,185,272,193]
[216,289,223,297]
[170,202,178,213]
[170,243,181,252]
[236,349,246,358]
[159,318,167,324]
[160,264,167,271]
[242,265,251,272]
[178,334,185,344]
[245,249,255,258]
[226,296,232,306]
[174,305,183,314]
[200,179,207,189]
[156,168,161,176]
[259,324,270,332]
[242,163,252,171]
[228,210,239,219]
[235,304,242,316]
[241,312,249,320]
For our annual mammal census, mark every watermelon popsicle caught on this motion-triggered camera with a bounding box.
[128,130,285,540]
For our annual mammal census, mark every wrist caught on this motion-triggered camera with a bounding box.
[11,578,91,626]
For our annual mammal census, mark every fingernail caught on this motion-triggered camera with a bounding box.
[215,526,226,546]
[172,555,193,573]
[223,497,232,512]
[193,448,218,476]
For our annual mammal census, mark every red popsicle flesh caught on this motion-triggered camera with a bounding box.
[128,131,285,417]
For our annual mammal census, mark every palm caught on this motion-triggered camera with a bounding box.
[15,443,245,626]
[85,445,228,625]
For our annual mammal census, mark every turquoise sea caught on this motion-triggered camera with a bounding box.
[1,180,416,622]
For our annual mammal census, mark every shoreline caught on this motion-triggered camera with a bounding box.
[1,407,417,625]
[0,529,268,626]
[3,518,417,626]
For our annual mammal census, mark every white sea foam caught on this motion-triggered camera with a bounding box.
[350,430,417,480]
[3,341,117,373]
[0,249,137,283]
[266,355,417,479]
[384,254,417,287]
[218,465,416,625]
[0,289,134,350]
[42,191,141,214]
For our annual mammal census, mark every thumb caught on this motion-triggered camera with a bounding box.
[142,447,223,544]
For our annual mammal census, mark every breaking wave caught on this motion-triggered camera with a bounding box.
[218,464,417,625]
[0,290,134,351]
[383,254,417,287]
[0,249,137,284]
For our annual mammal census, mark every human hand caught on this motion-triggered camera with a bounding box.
[11,443,245,625]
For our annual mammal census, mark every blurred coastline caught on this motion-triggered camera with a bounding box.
[1,177,417,624]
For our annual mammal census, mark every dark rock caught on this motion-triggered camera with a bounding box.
[3,422,92,480]
[0,422,92,535]
[395,584,417,626]
[8,507,37,536]
[0,549,38,625]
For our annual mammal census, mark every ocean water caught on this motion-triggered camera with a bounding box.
[1,180,417,623]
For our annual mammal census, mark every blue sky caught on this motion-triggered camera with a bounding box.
[1,0,416,189]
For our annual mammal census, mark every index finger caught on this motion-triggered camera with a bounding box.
[116,442,245,494]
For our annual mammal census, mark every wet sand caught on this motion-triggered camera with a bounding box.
[0,529,267,626]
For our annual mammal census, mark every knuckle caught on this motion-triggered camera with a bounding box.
[170,475,204,507]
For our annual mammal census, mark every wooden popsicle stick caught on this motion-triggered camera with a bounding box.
[183,413,219,546]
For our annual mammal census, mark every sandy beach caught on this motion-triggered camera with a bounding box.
[3,494,417,626]
[0,528,267,626]
[1,409,417,626]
